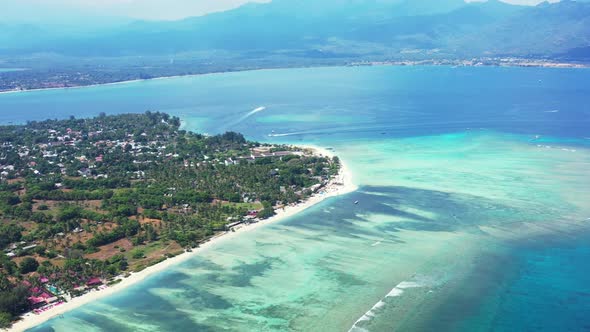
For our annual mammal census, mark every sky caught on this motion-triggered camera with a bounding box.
[0,0,561,22]
[0,0,268,22]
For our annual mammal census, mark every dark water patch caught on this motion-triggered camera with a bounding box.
[281,192,379,236]
[29,289,216,332]
[121,284,229,313]
[25,326,55,332]
[315,259,367,287]
[254,240,283,248]
[228,257,278,287]
[183,256,280,289]
[180,256,226,271]
[280,185,565,245]
[360,186,555,233]
[65,310,137,332]
[171,286,233,310]
[254,303,292,320]
[100,268,235,312]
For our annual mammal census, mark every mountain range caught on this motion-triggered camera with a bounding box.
[1,0,590,61]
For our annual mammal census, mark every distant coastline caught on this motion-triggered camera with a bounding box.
[1,59,588,95]
[9,145,358,332]
[348,58,590,69]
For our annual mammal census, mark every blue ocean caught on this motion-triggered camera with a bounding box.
[1,65,589,331]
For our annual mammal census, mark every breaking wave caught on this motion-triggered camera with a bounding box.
[348,280,424,332]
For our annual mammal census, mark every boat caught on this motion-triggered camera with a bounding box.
[354,200,359,205]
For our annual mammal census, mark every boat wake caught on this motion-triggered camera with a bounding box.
[248,106,266,115]
[224,106,267,130]
[268,131,311,137]
[544,110,560,113]
[240,106,266,121]
[348,280,424,332]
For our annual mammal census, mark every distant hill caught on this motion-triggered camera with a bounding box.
[455,0,590,58]
[1,0,590,61]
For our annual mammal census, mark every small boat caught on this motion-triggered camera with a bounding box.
[354,200,359,205]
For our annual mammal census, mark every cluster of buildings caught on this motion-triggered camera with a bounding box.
[348,57,588,69]
[4,242,38,258]
[224,209,262,231]
[25,276,105,314]
[1,127,178,180]
[26,278,62,310]
[1,123,307,183]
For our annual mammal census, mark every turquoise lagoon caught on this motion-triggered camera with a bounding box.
[0,66,589,331]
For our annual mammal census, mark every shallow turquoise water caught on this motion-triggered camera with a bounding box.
[1,66,589,331]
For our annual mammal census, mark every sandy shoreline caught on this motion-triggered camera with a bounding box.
[9,146,357,332]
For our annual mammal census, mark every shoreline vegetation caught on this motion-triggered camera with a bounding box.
[10,145,357,332]
[0,59,588,95]
[0,112,357,331]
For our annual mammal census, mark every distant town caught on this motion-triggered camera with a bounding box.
[348,57,590,69]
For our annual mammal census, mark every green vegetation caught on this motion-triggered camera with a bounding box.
[0,112,339,326]
[19,257,39,274]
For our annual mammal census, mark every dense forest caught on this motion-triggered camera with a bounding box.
[0,112,339,327]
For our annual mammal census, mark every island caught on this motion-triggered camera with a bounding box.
[0,112,355,329]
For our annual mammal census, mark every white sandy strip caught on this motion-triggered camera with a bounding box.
[10,147,357,332]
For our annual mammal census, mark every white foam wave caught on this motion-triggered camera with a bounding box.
[395,281,423,290]
[385,288,404,297]
[349,300,386,331]
[544,110,560,113]
[348,280,425,332]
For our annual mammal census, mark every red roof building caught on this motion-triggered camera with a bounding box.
[86,277,103,286]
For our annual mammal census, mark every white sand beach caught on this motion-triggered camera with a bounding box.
[9,146,357,332]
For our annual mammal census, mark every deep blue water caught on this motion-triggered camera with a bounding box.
[1,65,590,331]
[0,66,589,143]
[410,232,590,332]
[492,237,590,332]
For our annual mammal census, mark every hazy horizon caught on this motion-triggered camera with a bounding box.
[0,0,561,23]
